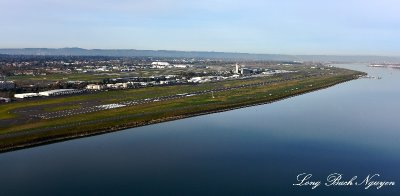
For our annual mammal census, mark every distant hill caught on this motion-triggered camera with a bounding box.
[0,48,399,63]
[0,48,294,61]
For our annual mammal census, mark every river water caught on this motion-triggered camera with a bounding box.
[0,64,399,196]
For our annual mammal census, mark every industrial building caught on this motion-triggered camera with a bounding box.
[86,84,105,90]
[173,64,189,68]
[38,89,84,96]
[240,68,252,75]
[151,62,170,66]
[15,89,84,98]
[106,83,129,89]
[235,64,253,75]
[188,76,227,83]
[14,93,39,99]
[151,62,171,69]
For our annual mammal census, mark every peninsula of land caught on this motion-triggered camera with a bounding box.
[0,56,366,152]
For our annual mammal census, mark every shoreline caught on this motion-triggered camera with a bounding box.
[0,76,360,154]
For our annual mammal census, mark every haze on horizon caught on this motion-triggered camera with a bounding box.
[1,0,399,56]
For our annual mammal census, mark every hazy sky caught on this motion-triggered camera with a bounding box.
[1,0,399,55]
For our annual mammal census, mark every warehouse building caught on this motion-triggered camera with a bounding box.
[38,89,84,96]
[106,83,129,89]
[86,84,105,90]
[14,93,39,99]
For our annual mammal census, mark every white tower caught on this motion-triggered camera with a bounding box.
[235,64,240,74]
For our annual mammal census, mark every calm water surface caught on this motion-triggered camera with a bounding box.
[1,64,399,196]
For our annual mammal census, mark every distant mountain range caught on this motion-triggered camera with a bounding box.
[0,48,399,63]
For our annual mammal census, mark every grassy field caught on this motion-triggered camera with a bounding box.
[0,73,307,120]
[0,67,365,152]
